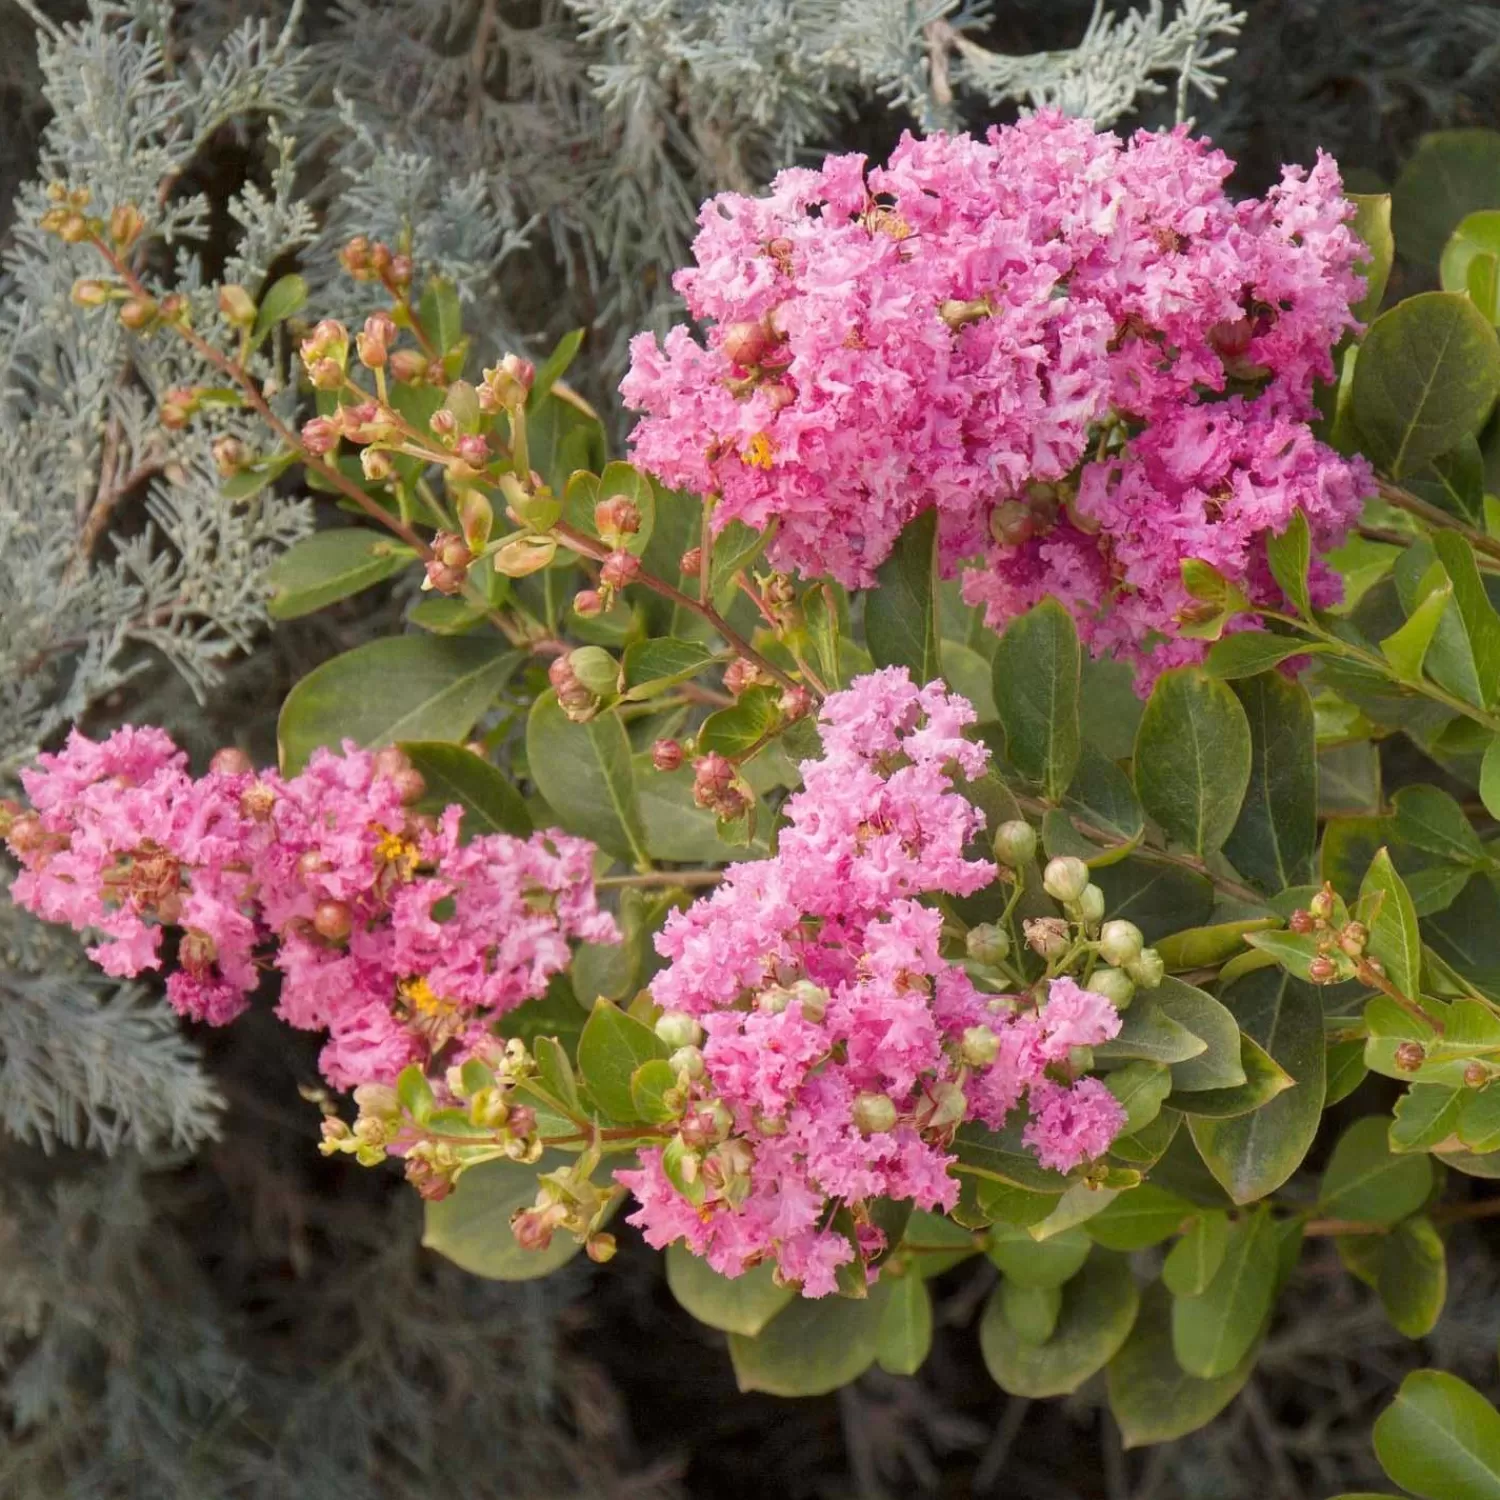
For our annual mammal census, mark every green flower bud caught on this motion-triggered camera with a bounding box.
[1126,947,1165,989]
[961,1025,999,1066]
[567,646,619,698]
[1085,966,1136,1009]
[965,922,1011,966]
[670,1045,705,1079]
[655,1010,704,1050]
[1075,883,1106,925]
[757,985,791,1015]
[1042,855,1090,904]
[1097,919,1144,967]
[790,980,828,1023]
[993,819,1037,867]
[352,1082,402,1120]
[852,1091,898,1135]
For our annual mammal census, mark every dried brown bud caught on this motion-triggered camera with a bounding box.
[1465,1062,1489,1088]
[679,546,702,576]
[372,746,412,781]
[1394,1041,1426,1073]
[211,436,247,476]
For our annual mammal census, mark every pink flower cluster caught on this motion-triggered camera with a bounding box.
[621,113,1372,685]
[4,728,615,1089]
[617,669,1124,1297]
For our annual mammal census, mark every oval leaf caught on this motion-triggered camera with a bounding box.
[865,510,939,684]
[402,741,531,837]
[422,1151,583,1279]
[993,598,1082,802]
[665,1243,794,1337]
[1373,1369,1500,1500]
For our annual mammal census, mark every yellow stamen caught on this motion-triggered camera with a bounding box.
[741,431,774,470]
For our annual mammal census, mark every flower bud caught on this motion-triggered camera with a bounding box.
[1024,916,1070,961]
[71,278,110,308]
[1043,855,1090,904]
[314,901,353,942]
[211,436,247,476]
[1097,920,1144,967]
[109,202,145,249]
[300,416,340,455]
[387,254,414,288]
[1465,1062,1489,1088]
[1075,883,1106,925]
[669,1045,705,1080]
[1288,908,1315,934]
[1394,1041,1426,1072]
[993,820,1037,867]
[790,980,828,1023]
[1338,921,1369,958]
[392,768,426,804]
[989,500,1035,547]
[600,549,641,590]
[209,747,253,776]
[389,349,428,383]
[594,497,641,547]
[339,235,373,278]
[118,296,157,330]
[651,738,684,772]
[852,1092,898,1136]
[961,1025,999,1066]
[1086,966,1136,1009]
[217,283,256,327]
[361,447,394,482]
[586,1232,618,1264]
[721,319,774,367]
[179,928,217,974]
[1309,886,1335,922]
[1306,955,1338,984]
[966,922,1011,966]
[568,646,619,698]
[679,546,702,576]
[429,408,456,440]
[655,1010,703,1050]
[1126,947,1165,989]
[455,433,490,468]
[372,746,412,781]
[779,685,813,723]
[353,1082,402,1120]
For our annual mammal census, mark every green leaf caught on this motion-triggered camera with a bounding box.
[979,1252,1139,1398]
[1154,977,1246,1092]
[1393,129,1500,269]
[953,1118,1071,1195]
[250,271,307,348]
[1188,969,1325,1203]
[865,510,939,684]
[1362,847,1424,999]
[620,638,718,699]
[1391,1083,1465,1152]
[900,1210,982,1277]
[1162,1210,1231,1298]
[415,277,463,358]
[1374,1369,1500,1500]
[527,328,585,408]
[1133,668,1252,857]
[575,999,670,1122]
[696,685,780,758]
[1104,1061,1173,1136]
[1155,919,1277,972]
[1352,291,1500,476]
[422,1151,584,1279]
[1062,743,1145,848]
[533,1035,582,1116]
[1433,531,1500,709]
[665,1243,793,1336]
[1424,874,1500,996]
[993,598,1082,802]
[526,692,649,864]
[1267,511,1313,618]
[1408,436,1486,527]
[985,1225,1091,1289]
[1481,736,1500,820]
[999,1279,1062,1345]
[629,1058,681,1125]
[1460,1084,1500,1152]
[1095,990,1209,1067]
[1170,1207,1276,1379]
[707,518,774,606]
[1319,1115,1435,1223]
[266,528,410,619]
[1377,1216,1448,1337]
[1351,192,1395,322]
[1175,1033,1293,1118]
[1384,577,1456,685]
[1093,858,1214,943]
[1108,1283,1254,1448]
[1084,1184,1195,1251]
[1206,632,1324,680]
[1392,784,1486,864]
[876,1272,933,1375]
[401,741,531,837]
[1326,1038,1370,1107]
[278,638,521,774]
[728,1282,890,1396]
[1222,672,1317,894]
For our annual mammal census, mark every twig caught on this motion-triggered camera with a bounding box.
[1377,476,1500,565]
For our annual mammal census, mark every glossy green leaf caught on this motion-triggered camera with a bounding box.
[1481,736,1500,819]
[665,1243,793,1336]
[526,692,649,863]
[729,1282,890,1396]
[1175,1034,1293,1118]
[267,528,411,619]
[696,685,779,759]
[533,1035,582,1116]
[1155,919,1277,972]
[953,1118,1072,1195]
[1408,436,1486,527]
[900,1210,983,1277]
[629,1058,680,1125]
[1154,977,1246,1092]
[1382,579,1454,681]
[1133,668,1252,857]
[985,1225,1091,1289]
[422,1151,584,1279]
[527,328,585,408]
[1189,969,1326,1203]
[1433,531,1500,709]
[1093,857,1215,942]
[1373,1369,1500,1500]
[1319,1115,1435,1223]
[1377,1216,1448,1338]
[1267,511,1313,618]
[1393,129,1500,269]
[278,637,521,774]
[979,1252,1139,1398]
[1392,784,1486,864]
[1222,672,1317,894]
[1361,847,1423,1000]
[1205,632,1324,680]
[1390,1082,1465,1152]
[1161,1210,1230,1298]
[250,271,307,347]
[1352,291,1500,476]
[620,638,719,699]
[999,1278,1061,1345]
[1107,1283,1255,1448]
[1170,1207,1276,1379]
[1105,1061,1173,1136]
[1084,1183,1195,1251]
[415,277,463,358]
[402,741,531,837]
[576,999,669,1122]
[1326,1038,1370,1107]
[992,598,1082,801]
[865,510,939,684]
[1096,990,1209,1067]
[876,1272,933,1375]
[1442,210,1500,306]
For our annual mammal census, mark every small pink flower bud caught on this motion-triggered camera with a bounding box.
[389,349,427,383]
[679,546,703,576]
[572,588,604,618]
[455,433,490,466]
[339,236,373,278]
[392,768,427,805]
[313,901,353,942]
[429,408,456,439]
[300,416,340,455]
[652,738,683,772]
[209,747,253,777]
[779,685,812,722]
[372,746,412,780]
[1307,955,1338,983]
[1394,1041,1426,1072]
[356,311,396,368]
[721,319,774,367]
[547,657,577,692]
[307,357,344,391]
[600,549,641,590]
[387,254,414,288]
[594,497,641,545]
